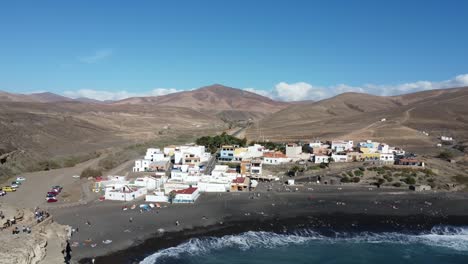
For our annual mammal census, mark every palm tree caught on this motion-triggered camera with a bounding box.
[168,191,176,204]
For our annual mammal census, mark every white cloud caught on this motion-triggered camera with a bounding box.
[264,73,468,101]
[243,88,274,99]
[78,49,113,64]
[150,88,180,96]
[63,88,181,101]
[61,74,468,102]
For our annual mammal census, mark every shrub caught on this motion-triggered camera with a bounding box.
[403,177,416,185]
[319,163,328,169]
[341,176,351,183]
[358,167,365,171]
[80,167,102,178]
[393,182,401,187]
[347,171,354,177]
[354,170,364,177]
[352,177,361,183]
[377,178,385,185]
[438,151,454,160]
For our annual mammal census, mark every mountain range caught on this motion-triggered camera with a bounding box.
[1,84,467,176]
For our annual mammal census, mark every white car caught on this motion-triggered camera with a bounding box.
[11,183,19,188]
[72,175,80,179]
[0,190,6,196]
[16,177,26,181]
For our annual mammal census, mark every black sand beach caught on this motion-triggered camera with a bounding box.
[49,186,468,264]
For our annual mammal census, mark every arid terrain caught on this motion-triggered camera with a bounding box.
[247,87,468,153]
[2,85,468,180]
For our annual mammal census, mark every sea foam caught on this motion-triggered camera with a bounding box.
[140,226,468,264]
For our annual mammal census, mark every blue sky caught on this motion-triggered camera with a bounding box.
[1,0,468,101]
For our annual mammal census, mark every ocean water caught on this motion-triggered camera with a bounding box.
[140,226,468,264]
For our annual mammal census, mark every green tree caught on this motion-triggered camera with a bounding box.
[168,191,177,204]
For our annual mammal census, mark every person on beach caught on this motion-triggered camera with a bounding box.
[175,220,180,226]
[129,217,133,223]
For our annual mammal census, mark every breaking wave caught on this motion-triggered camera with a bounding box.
[140,226,468,264]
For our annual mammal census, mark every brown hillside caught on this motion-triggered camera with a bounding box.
[247,87,468,152]
[114,84,288,114]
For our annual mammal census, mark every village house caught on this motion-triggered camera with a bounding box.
[331,140,354,152]
[309,140,322,149]
[396,158,425,167]
[263,151,290,165]
[346,152,363,162]
[231,177,250,192]
[331,153,348,162]
[145,191,169,203]
[312,155,329,164]
[286,143,302,159]
[173,144,210,164]
[133,159,151,172]
[173,187,200,203]
[104,185,147,201]
[133,176,167,191]
[219,145,236,161]
[144,148,169,162]
[182,153,201,166]
[379,153,395,164]
[198,176,232,192]
[148,160,171,172]
[163,179,194,194]
[250,159,262,176]
[233,144,265,162]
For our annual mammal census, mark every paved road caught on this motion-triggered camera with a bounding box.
[204,152,218,175]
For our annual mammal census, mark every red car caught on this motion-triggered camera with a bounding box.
[46,197,58,203]
[48,190,59,196]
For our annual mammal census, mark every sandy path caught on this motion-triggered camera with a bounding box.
[1,156,103,209]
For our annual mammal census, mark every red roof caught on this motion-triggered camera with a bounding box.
[232,177,246,184]
[263,152,287,158]
[175,187,198,194]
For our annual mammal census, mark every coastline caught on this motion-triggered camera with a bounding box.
[49,188,468,264]
[88,213,468,264]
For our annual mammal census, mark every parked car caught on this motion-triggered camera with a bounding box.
[52,186,63,192]
[46,193,56,198]
[48,191,59,196]
[10,183,19,188]
[2,186,16,192]
[12,181,22,185]
[16,177,26,182]
[46,197,58,203]
[0,190,6,196]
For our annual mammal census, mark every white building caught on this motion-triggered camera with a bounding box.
[378,144,390,154]
[331,140,354,152]
[198,176,232,192]
[380,153,394,163]
[173,187,200,203]
[309,140,322,149]
[146,191,169,203]
[104,185,147,201]
[133,159,151,172]
[286,143,302,158]
[331,153,348,162]
[313,155,330,164]
[133,176,167,191]
[441,136,453,141]
[263,152,290,165]
[144,148,169,162]
[250,159,262,176]
[163,179,194,194]
[173,145,209,164]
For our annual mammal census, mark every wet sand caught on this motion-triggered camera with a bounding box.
[49,185,468,264]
